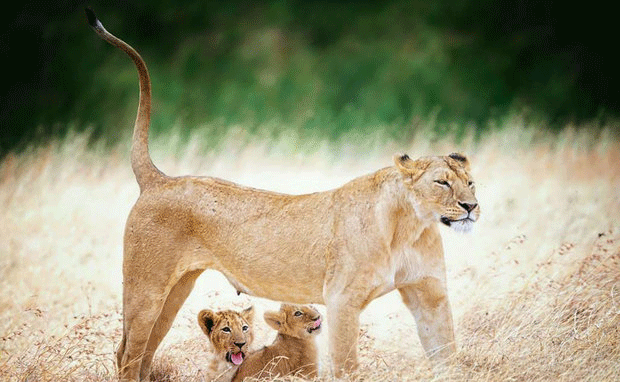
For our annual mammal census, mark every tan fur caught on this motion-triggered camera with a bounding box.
[86,10,480,381]
[233,304,322,381]
[197,307,254,381]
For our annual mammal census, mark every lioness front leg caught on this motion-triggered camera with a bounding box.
[325,295,362,377]
[398,278,456,364]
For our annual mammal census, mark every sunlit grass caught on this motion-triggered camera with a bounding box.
[1,119,619,381]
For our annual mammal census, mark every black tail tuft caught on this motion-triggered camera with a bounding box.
[85,7,98,27]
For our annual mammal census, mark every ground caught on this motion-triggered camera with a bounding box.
[1,125,619,381]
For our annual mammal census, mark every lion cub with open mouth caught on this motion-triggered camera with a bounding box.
[198,307,254,381]
[232,304,322,381]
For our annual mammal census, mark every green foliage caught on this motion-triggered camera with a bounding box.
[2,0,616,155]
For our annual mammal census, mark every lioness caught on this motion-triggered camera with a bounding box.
[232,304,322,381]
[197,307,254,381]
[86,9,479,382]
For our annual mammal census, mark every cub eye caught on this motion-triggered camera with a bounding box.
[468,181,474,187]
[242,325,249,332]
[434,180,450,187]
[221,327,231,333]
[294,311,303,317]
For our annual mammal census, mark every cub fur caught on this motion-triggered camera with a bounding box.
[232,304,322,382]
[198,307,254,381]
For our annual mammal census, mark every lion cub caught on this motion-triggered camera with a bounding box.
[197,307,254,381]
[232,304,322,382]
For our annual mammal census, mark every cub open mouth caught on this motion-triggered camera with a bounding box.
[226,351,245,366]
[307,318,322,333]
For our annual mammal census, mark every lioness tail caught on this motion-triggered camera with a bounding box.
[85,8,164,191]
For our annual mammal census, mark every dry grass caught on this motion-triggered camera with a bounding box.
[1,122,619,381]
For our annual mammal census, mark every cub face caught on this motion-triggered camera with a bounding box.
[395,153,480,233]
[263,304,322,339]
[198,307,254,366]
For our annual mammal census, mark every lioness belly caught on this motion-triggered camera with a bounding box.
[219,263,326,304]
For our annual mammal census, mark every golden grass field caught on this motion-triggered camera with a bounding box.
[1,121,619,381]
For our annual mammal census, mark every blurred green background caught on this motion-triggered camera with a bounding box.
[2,0,618,156]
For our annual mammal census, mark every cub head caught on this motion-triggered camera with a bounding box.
[198,307,254,367]
[263,304,322,339]
[394,153,480,233]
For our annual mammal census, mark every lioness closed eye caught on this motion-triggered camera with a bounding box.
[232,304,322,382]
[197,307,254,381]
[86,9,479,381]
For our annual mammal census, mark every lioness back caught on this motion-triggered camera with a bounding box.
[197,307,254,381]
[232,304,322,382]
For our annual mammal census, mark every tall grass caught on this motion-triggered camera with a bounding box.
[1,119,619,381]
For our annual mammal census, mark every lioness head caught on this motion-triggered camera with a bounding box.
[264,304,322,339]
[394,153,480,233]
[198,307,254,367]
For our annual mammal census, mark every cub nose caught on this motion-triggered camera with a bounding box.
[234,342,246,349]
[458,202,477,213]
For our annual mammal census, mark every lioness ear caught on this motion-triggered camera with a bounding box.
[198,309,216,335]
[393,153,430,180]
[448,152,470,171]
[264,311,283,331]
[241,306,254,323]
[394,153,413,170]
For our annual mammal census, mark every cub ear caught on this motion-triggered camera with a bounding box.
[448,152,470,171]
[393,153,430,180]
[198,309,217,335]
[241,306,254,323]
[264,311,283,331]
[280,303,295,311]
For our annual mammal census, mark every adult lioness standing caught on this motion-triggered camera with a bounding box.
[85,9,479,382]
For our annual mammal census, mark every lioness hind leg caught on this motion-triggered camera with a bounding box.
[116,332,126,372]
[118,277,170,381]
[139,269,203,380]
[398,279,456,363]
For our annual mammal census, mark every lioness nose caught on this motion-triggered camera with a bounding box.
[234,342,246,349]
[458,202,477,212]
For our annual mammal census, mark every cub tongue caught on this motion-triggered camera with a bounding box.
[231,352,244,365]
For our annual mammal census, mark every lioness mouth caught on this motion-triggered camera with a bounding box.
[226,351,245,366]
[440,216,474,227]
[441,215,475,233]
[440,216,452,226]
